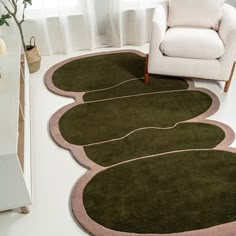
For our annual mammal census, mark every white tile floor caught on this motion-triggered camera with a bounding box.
[0,45,235,236]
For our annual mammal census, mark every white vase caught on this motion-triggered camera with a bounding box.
[0,38,6,79]
[0,38,6,56]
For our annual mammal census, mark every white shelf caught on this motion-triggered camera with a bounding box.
[0,28,32,212]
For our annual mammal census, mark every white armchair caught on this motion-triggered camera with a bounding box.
[145,0,236,92]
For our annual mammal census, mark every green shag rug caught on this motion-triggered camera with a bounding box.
[46,51,236,235]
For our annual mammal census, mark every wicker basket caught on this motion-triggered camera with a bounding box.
[25,37,41,73]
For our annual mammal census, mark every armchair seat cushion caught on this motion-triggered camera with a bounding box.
[160,27,225,60]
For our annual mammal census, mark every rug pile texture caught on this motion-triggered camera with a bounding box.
[45,51,236,236]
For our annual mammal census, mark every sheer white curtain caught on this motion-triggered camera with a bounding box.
[23,0,159,55]
[107,0,160,47]
[24,0,99,55]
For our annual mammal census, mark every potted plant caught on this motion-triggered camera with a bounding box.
[0,0,41,73]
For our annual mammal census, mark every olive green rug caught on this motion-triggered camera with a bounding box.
[45,50,236,236]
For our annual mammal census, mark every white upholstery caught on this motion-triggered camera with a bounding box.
[160,27,225,60]
[168,0,225,30]
[148,1,236,82]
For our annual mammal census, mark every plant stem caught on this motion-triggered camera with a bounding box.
[15,17,26,51]
[1,0,14,15]
[1,0,27,51]
[7,0,15,10]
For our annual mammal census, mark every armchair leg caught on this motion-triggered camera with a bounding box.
[144,55,149,84]
[224,62,236,93]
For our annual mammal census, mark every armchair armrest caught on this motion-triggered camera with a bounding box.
[219,4,236,65]
[219,4,236,44]
[150,1,168,46]
[152,0,168,39]
[148,1,168,71]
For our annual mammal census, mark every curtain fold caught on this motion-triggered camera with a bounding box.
[107,0,122,47]
[23,0,160,55]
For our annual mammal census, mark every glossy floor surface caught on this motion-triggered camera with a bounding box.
[0,45,235,236]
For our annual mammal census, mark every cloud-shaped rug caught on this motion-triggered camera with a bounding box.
[45,50,236,236]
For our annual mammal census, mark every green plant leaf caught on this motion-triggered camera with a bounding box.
[5,14,11,19]
[0,14,12,27]
[23,0,32,5]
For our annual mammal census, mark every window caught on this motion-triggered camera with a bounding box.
[29,0,78,9]
[121,0,160,10]
[26,0,81,17]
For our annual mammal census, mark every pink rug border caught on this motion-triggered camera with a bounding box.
[45,50,236,236]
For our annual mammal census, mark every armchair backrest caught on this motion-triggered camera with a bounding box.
[168,0,225,30]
